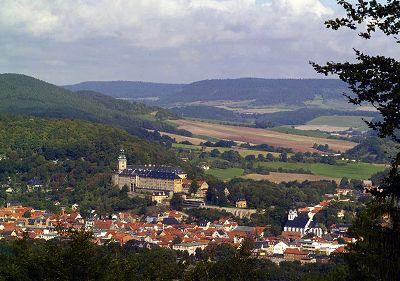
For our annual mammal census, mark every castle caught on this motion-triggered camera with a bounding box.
[112,150,187,194]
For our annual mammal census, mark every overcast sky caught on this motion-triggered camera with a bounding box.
[0,0,398,85]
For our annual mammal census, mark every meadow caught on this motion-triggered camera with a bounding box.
[256,161,386,180]
[205,168,244,181]
[296,115,374,132]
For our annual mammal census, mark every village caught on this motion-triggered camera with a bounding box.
[0,149,369,264]
[0,187,355,265]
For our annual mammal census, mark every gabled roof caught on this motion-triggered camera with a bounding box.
[162,217,180,225]
[284,214,309,228]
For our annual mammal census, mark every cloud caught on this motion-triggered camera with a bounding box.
[0,0,333,47]
[0,0,397,84]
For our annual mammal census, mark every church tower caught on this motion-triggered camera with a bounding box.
[288,209,298,221]
[118,149,127,172]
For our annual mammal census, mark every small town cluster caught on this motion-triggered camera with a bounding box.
[0,150,360,264]
[0,196,353,265]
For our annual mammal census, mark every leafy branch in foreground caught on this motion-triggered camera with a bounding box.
[311,1,400,280]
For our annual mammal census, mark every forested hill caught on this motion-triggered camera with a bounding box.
[0,74,183,139]
[66,78,349,105]
[0,116,180,212]
[164,78,349,105]
[64,80,184,98]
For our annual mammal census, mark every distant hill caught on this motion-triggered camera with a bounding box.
[64,80,184,99]
[0,73,185,140]
[65,78,349,106]
[163,78,349,105]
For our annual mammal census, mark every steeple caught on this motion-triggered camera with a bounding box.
[288,209,298,221]
[118,149,127,172]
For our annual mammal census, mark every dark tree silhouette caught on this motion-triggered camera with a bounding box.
[312,1,400,280]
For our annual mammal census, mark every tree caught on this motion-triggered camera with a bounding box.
[170,194,184,211]
[312,1,400,279]
[339,177,350,188]
[311,0,400,199]
[244,155,256,162]
[279,152,288,162]
[189,181,199,195]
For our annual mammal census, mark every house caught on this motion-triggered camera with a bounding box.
[282,210,323,238]
[151,192,170,205]
[283,248,309,262]
[273,241,289,255]
[235,199,247,209]
[173,242,208,255]
[26,179,43,189]
[183,180,209,198]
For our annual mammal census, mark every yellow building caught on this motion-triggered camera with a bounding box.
[235,199,247,209]
[112,150,186,194]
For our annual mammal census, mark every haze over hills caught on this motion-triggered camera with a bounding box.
[0,73,184,140]
[64,78,350,106]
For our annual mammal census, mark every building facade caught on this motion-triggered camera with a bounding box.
[112,150,187,194]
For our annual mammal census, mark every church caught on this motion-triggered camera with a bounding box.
[112,150,187,194]
[282,210,323,238]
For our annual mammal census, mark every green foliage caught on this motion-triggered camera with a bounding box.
[0,74,187,140]
[0,229,185,280]
[205,178,337,230]
[0,116,179,213]
[346,136,398,163]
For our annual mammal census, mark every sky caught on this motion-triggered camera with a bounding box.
[0,0,398,85]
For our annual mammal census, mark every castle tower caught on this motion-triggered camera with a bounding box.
[118,149,127,172]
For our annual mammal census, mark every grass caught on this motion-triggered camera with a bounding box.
[172,143,281,157]
[270,126,332,138]
[256,161,386,180]
[205,168,244,181]
[307,115,373,131]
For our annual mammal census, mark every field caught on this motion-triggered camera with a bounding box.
[242,172,341,183]
[159,132,206,145]
[270,126,332,138]
[296,115,373,132]
[205,168,244,181]
[256,161,386,180]
[171,119,357,153]
[172,143,282,157]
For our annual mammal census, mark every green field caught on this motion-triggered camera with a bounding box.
[256,161,386,180]
[205,168,244,181]
[307,115,373,131]
[270,126,332,138]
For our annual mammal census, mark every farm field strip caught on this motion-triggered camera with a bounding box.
[242,172,341,184]
[158,132,206,145]
[172,143,282,157]
[171,119,357,153]
[257,161,386,180]
[296,115,374,132]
